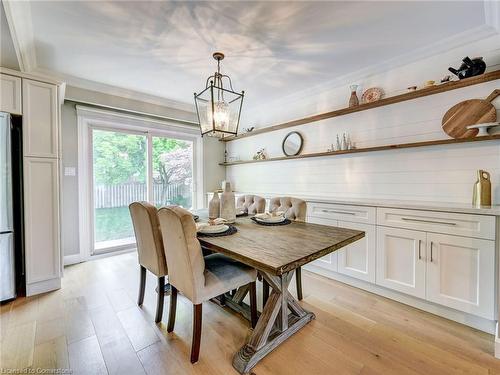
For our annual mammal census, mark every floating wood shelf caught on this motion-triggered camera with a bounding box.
[219,135,500,166]
[221,70,500,142]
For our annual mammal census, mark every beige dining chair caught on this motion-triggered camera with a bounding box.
[266,197,307,301]
[157,206,258,364]
[129,201,168,323]
[236,194,266,214]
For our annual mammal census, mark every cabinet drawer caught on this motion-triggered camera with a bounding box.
[377,208,495,240]
[308,202,376,224]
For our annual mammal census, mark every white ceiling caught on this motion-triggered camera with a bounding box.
[2,1,497,111]
[0,4,19,70]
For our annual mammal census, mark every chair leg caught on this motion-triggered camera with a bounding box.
[155,276,165,323]
[138,266,146,306]
[191,304,203,364]
[167,286,177,332]
[296,267,303,301]
[262,278,270,306]
[249,282,257,329]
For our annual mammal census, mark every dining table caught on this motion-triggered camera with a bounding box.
[194,210,364,374]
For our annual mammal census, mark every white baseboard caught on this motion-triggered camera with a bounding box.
[64,253,82,266]
[26,277,61,296]
[303,264,496,334]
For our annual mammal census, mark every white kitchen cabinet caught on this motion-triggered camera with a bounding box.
[23,157,61,294]
[308,202,376,224]
[307,216,338,272]
[337,221,376,283]
[376,226,426,298]
[426,233,495,319]
[377,207,495,240]
[22,79,58,158]
[0,74,22,115]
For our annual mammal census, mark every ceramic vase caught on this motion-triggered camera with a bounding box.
[349,84,359,107]
[220,182,236,223]
[208,191,221,219]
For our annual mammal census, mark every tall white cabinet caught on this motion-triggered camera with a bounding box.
[1,68,63,296]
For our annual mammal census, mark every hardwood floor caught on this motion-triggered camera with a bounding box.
[1,251,499,374]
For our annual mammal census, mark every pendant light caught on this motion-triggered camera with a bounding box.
[194,52,244,138]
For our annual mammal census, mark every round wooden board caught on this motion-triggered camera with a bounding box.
[442,99,496,139]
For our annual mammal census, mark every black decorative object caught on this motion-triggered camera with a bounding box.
[251,217,292,226]
[448,57,486,80]
[197,224,238,237]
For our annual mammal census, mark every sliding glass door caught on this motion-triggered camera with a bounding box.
[90,128,196,255]
[92,128,147,253]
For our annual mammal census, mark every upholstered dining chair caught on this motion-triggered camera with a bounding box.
[236,194,266,214]
[266,197,307,301]
[129,201,168,323]
[157,206,258,364]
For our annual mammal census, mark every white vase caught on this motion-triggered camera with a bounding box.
[208,191,220,219]
[220,182,236,223]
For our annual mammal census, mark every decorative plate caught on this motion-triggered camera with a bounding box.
[362,87,384,103]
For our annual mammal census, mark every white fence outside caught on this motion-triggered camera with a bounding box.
[94,182,189,208]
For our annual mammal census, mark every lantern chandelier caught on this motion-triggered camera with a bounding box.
[194,52,244,138]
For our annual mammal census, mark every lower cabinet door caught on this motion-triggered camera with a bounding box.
[376,226,426,298]
[24,157,61,286]
[426,233,495,319]
[337,221,376,282]
[307,216,338,272]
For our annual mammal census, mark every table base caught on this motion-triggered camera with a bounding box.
[231,270,315,374]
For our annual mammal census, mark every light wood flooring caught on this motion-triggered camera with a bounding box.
[1,252,499,374]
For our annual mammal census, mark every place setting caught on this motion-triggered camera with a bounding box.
[251,209,292,226]
[196,217,238,237]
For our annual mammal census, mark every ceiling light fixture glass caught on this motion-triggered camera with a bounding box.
[194,52,244,138]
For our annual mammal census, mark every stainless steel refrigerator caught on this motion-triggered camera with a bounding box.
[1,112,15,301]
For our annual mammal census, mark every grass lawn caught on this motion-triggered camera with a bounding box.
[94,206,134,242]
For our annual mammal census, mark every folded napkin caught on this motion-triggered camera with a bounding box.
[255,211,284,220]
[209,217,228,225]
[196,222,209,231]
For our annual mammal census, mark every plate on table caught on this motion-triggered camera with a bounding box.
[236,210,248,217]
[254,214,286,223]
[197,224,229,234]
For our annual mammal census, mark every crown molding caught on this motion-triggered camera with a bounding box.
[34,67,196,113]
[485,0,500,32]
[2,0,36,72]
[245,24,498,119]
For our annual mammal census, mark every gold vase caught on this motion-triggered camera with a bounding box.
[472,170,491,207]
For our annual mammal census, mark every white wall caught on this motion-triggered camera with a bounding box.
[226,34,500,205]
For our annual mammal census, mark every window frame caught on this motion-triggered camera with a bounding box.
[77,105,203,258]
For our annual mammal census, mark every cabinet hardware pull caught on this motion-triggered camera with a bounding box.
[430,242,434,262]
[321,209,356,215]
[401,217,456,226]
[418,240,422,260]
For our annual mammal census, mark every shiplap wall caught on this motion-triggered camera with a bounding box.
[226,34,500,204]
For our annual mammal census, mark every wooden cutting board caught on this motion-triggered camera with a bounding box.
[442,89,500,139]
